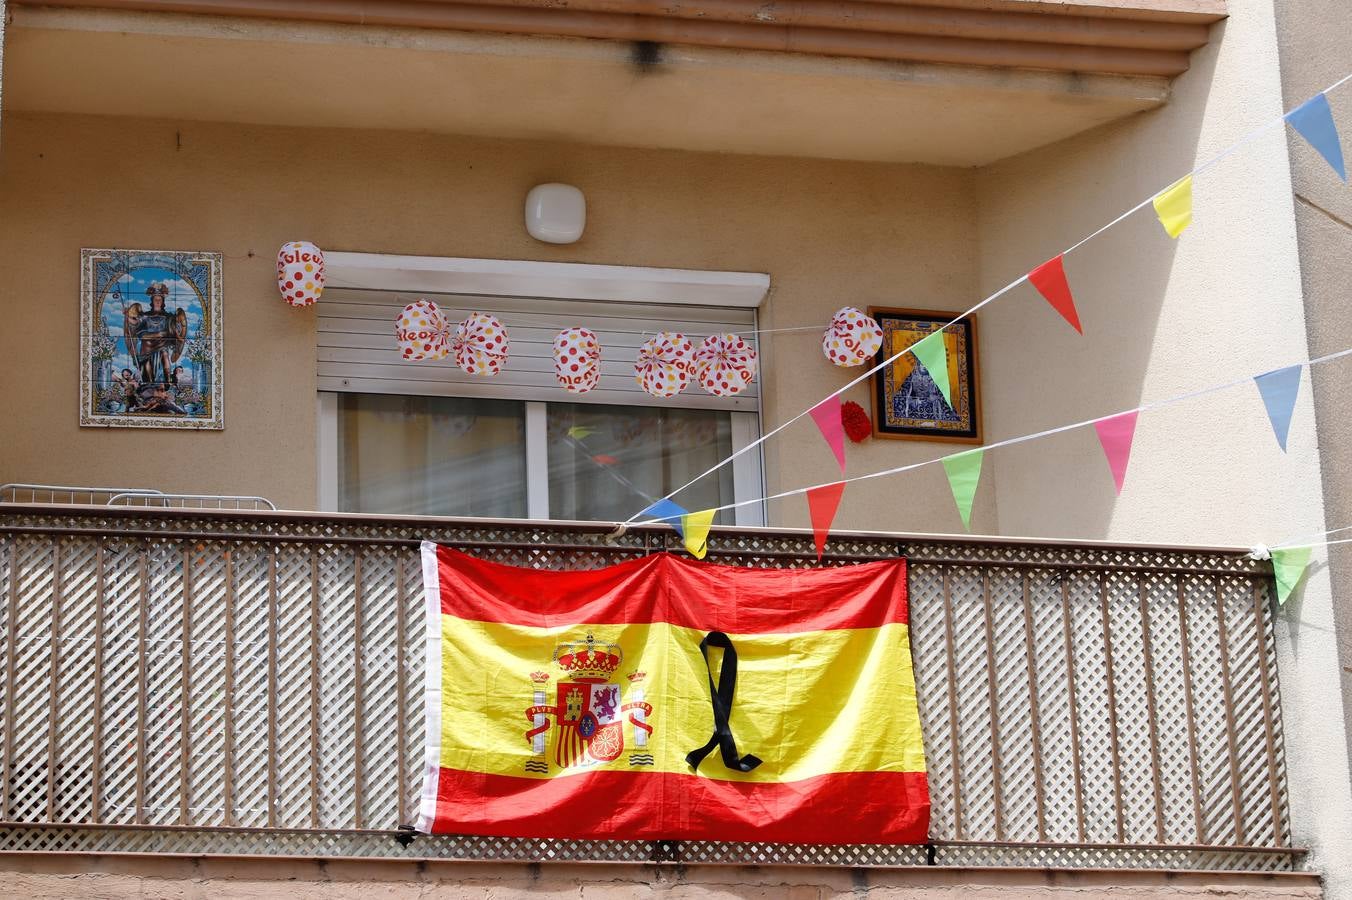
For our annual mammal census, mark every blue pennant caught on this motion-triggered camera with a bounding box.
[640,499,688,539]
[1254,365,1303,452]
[1287,93,1347,182]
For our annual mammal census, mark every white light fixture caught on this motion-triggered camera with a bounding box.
[525,183,586,244]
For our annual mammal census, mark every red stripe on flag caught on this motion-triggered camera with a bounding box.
[433,547,908,633]
[428,768,930,844]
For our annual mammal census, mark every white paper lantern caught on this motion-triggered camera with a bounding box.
[694,333,758,396]
[822,306,882,367]
[395,299,450,361]
[634,332,694,398]
[276,242,325,307]
[554,327,601,393]
[453,312,509,377]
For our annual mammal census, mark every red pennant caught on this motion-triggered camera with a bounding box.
[1028,255,1082,334]
[807,482,847,563]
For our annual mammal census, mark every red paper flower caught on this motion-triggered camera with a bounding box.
[841,401,872,443]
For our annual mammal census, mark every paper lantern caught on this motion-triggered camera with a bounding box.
[453,312,509,377]
[395,299,449,361]
[554,327,602,393]
[276,241,325,307]
[694,332,758,397]
[634,332,694,398]
[822,307,882,367]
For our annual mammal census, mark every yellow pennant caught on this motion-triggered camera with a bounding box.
[681,509,716,560]
[1152,175,1193,239]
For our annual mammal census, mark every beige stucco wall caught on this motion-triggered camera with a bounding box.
[0,855,1325,899]
[0,109,991,532]
[0,2,1349,895]
[1272,0,1352,818]
[975,0,1352,896]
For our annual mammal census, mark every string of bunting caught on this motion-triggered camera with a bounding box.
[628,73,1352,562]
[640,344,1348,563]
[270,77,1352,579]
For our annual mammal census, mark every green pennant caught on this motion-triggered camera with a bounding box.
[1271,546,1313,606]
[911,329,952,408]
[942,448,984,531]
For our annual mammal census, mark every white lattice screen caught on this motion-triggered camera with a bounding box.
[0,506,1296,870]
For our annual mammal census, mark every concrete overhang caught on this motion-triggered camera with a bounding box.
[1,2,1219,165]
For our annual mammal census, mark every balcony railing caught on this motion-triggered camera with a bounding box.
[0,503,1298,870]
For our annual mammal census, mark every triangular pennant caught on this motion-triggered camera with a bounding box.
[806,481,847,563]
[567,425,598,439]
[640,499,688,540]
[1152,176,1193,238]
[680,509,716,560]
[1254,365,1303,452]
[911,329,952,409]
[1028,255,1083,334]
[1094,411,1139,495]
[941,449,983,531]
[1271,545,1313,606]
[808,395,847,474]
[1286,93,1347,182]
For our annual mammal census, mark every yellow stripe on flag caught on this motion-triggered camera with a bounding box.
[1152,175,1193,238]
[437,616,927,783]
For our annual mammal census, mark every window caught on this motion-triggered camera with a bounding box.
[546,402,733,522]
[329,394,747,523]
[316,255,768,525]
[337,394,527,518]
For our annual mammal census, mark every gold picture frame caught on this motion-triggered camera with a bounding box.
[868,307,982,444]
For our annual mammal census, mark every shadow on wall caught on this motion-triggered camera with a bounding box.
[974,20,1265,542]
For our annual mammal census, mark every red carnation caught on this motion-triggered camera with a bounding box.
[841,401,872,443]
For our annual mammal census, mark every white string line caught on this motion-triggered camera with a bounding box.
[1271,523,1352,550]
[1273,537,1352,552]
[623,71,1352,524]
[633,345,1352,522]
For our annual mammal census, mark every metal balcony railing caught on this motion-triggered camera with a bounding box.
[0,503,1299,870]
[0,484,276,510]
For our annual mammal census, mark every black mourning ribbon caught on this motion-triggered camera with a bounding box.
[686,631,762,773]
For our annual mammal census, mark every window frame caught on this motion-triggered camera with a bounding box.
[315,253,768,525]
[318,394,763,524]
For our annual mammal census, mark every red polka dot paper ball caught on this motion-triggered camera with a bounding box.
[276,241,326,308]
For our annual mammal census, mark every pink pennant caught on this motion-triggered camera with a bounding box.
[807,482,847,563]
[809,395,846,474]
[1094,411,1139,495]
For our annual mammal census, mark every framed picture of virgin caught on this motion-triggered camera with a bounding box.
[868,307,982,444]
[80,249,224,429]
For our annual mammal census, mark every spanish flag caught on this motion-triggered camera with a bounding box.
[417,543,929,844]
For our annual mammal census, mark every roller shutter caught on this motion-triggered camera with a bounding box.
[318,289,760,412]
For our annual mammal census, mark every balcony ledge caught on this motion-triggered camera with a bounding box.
[2,3,1203,164]
[16,0,1225,77]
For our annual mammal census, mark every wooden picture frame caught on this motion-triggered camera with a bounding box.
[868,307,982,444]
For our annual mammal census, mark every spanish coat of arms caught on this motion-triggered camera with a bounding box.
[523,635,653,772]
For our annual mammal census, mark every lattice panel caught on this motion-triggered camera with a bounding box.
[907,560,1290,861]
[0,506,1295,871]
